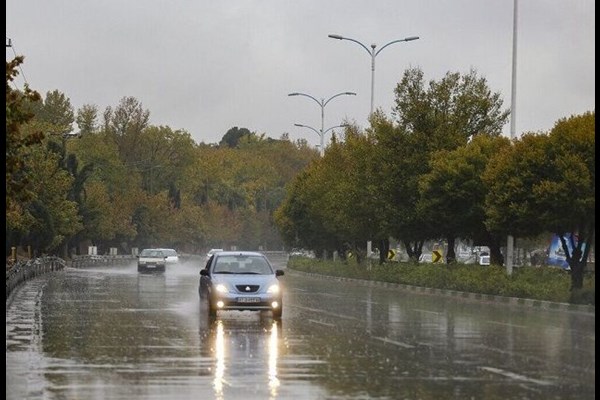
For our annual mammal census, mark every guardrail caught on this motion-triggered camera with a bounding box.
[70,254,136,268]
[6,256,66,300]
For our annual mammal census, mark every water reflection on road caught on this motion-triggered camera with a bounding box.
[200,315,282,400]
[6,261,595,399]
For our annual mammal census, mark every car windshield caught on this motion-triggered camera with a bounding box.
[213,255,272,275]
[141,249,164,257]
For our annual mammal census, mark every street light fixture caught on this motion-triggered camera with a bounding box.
[328,34,419,117]
[288,91,356,156]
[293,123,349,156]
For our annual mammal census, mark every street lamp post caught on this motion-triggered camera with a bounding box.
[328,34,419,117]
[293,123,348,156]
[328,33,418,260]
[288,91,356,156]
[506,0,519,275]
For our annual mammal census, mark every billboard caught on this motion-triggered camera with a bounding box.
[546,233,586,270]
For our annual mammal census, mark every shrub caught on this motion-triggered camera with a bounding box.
[287,257,595,304]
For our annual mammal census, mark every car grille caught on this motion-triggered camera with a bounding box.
[236,284,260,293]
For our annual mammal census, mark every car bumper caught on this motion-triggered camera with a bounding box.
[138,263,166,272]
[209,293,281,311]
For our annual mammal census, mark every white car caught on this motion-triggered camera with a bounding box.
[137,248,167,273]
[206,248,224,261]
[479,254,491,266]
[418,253,433,263]
[155,248,179,265]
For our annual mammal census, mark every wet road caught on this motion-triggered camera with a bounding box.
[6,260,595,399]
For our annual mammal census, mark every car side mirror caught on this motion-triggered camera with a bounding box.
[200,269,209,276]
[275,270,284,276]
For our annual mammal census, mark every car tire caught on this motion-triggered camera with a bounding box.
[272,304,283,320]
[208,299,217,318]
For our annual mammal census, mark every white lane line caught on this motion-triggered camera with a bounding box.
[480,366,554,386]
[413,309,442,315]
[372,336,415,349]
[308,319,336,328]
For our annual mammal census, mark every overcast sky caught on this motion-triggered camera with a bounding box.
[7,0,595,147]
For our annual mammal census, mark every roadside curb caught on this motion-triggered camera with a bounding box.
[286,269,595,315]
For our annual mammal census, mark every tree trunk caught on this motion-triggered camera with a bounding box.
[569,260,585,290]
[379,238,390,264]
[403,240,424,262]
[446,236,456,264]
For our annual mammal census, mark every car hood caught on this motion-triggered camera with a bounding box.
[211,274,279,287]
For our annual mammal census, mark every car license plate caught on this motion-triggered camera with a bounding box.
[237,297,260,303]
[146,264,156,268]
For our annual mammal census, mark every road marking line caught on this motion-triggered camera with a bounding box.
[480,366,553,386]
[372,336,415,349]
[308,319,335,327]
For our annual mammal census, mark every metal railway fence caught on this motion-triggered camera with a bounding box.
[6,256,67,301]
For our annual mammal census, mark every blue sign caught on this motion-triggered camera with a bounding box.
[547,233,586,270]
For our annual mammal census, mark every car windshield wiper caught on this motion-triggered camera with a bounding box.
[238,271,260,274]
[214,271,235,274]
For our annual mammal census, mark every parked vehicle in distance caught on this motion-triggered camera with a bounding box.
[289,248,316,258]
[479,252,491,266]
[199,251,284,319]
[206,248,224,261]
[137,248,167,273]
[418,253,433,263]
[155,248,179,265]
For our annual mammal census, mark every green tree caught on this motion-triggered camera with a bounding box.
[378,67,509,259]
[76,104,99,135]
[6,56,43,211]
[220,126,252,148]
[418,135,511,264]
[12,143,82,254]
[70,130,141,253]
[31,89,75,136]
[103,96,150,164]
[275,166,339,257]
[483,111,594,289]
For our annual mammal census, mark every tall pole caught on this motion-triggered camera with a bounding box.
[329,33,418,258]
[288,91,356,155]
[506,0,518,275]
[370,44,376,115]
[320,99,325,155]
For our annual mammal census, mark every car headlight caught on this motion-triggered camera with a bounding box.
[215,284,229,293]
[267,284,280,294]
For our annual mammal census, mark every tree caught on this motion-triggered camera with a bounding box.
[378,67,509,260]
[483,111,594,289]
[11,144,82,254]
[418,135,511,264]
[76,104,99,135]
[6,56,43,210]
[103,96,150,165]
[220,126,252,148]
[31,89,75,136]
